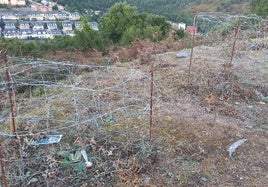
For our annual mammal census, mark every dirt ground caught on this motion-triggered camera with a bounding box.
[0,32,267,186]
[117,38,268,186]
[144,42,268,186]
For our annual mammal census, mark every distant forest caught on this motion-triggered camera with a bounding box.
[53,0,267,24]
[52,0,209,25]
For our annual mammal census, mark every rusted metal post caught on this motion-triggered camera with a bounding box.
[229,17,241,66]
[0,147,8,187]
[2,44,16,137]
[149,62,154,142]
[188,15,197,86]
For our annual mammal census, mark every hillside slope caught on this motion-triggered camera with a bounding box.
[57,0,252,23]
[185,0,251,14]
[0,17,267,186]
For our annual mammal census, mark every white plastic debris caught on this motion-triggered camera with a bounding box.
[227,139,247,159]
[176,51,189,58]
[81,149,92,169]
[29,135,62,145]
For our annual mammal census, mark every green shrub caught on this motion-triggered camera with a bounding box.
[176,28,186,39]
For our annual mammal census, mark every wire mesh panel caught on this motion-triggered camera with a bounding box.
[0,13,267,186]
[0,57,157,186]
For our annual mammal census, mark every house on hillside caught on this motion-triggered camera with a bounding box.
[65,30,74,36]
[3,20,16,29]
[178,23,186,30]
[41,0,49,6]
[48,1,65,10]
[44,12,55,20]
[55,12,68,20]
[46,21,57,31]
[49,29,62,38]
[19,21,30,30]
[94,10,101,15]
[186,26,197,35]
[18,29,32,39]
[1,12,18,20]
[74,21,82,31]
[31,21,44,31]
[32,29,49,38]
[69,12,80,21]
[0,0,25,6]
[89,22,98,31]
[169,21,186,30]
[27,13,44,21]
[62,20,72,32]
[31,1,52,12]
[3,28,18,38]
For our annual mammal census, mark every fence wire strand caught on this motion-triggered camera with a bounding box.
[0,13,267,186]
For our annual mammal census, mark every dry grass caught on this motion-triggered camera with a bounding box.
[0,24,268,186]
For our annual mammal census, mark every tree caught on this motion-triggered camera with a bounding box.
[74,16,107,51]
[120,26,142,45]
[44,22,48,30]
[25,0,30,6]
[56,20,63,30]
[99,2,137,44]
[99,2,171,45]
[15,20,20,29]
[0,19,5,31]
[176,28,185,39]
[146,14,171,40]
[52,5,59,11]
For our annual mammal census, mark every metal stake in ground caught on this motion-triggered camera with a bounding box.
[2,44,17,137]
[0,147,8,187]
[149,62,154,142]
[228,17,241,67]
[188,15,197,86]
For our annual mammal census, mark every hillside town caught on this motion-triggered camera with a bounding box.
[0,0,196,40]
[0,0,99,39]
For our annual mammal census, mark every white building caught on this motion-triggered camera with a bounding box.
[168,21,186,30]
[46,21,57,31]
[31,21,44,30]
[1,12,18,20]
[62,20,72,32]
[178,23,186,30]
[0,0,26,6]
[69,12,80,21]
[41,0,48,6]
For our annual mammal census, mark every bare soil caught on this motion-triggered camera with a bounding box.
[0,34,267,186]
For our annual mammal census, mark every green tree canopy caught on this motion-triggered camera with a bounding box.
[1,2,172,57]
[0,19,5,31]
[99,2,137,44]
[99,2,171,45]
[74,16,107,51]
[52,5,59,11]
[146,14,171,40]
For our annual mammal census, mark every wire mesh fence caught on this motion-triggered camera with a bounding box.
[0,54,159,186]
[0,13,267,186]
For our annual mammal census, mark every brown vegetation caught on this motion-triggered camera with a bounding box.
[0,19,267,187]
